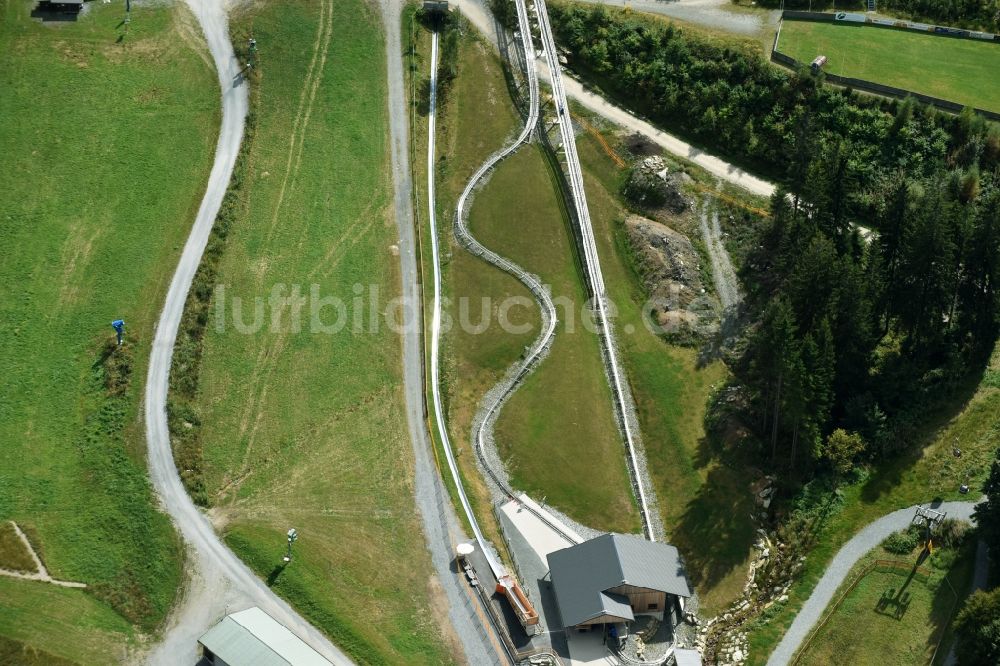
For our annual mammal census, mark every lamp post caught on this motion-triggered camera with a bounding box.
[248,37,257,69]
[284,528,297,563]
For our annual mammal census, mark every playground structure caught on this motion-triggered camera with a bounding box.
[912,506,947,552]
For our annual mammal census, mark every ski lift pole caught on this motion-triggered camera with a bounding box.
[247,37,257,70]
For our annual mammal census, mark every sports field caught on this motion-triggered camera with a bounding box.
[0,0,217,661]
[777,20,1000,113]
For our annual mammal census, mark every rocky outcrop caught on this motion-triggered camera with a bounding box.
[624,214,719,340]
[622,156,693,215]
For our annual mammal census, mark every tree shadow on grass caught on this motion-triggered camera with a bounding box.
[266,562,287,586]
[672,460,758,608]
[858,367,985,506]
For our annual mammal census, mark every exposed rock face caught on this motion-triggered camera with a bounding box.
[622,156,692,215]
[624,214,719,340]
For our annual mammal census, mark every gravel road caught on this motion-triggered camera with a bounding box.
[699,199,742,312]
[379,0,500,662]
[454,0,775,197]
[575,0,779,36]
[766,501,978,666]
[143,2,351,663]
[449,0,776,198]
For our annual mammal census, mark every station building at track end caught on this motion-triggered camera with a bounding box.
[546,534,692,630]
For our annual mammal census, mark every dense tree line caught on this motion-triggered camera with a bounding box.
[550,4,1000,473]
[550,4,998,186]
[741,168,998,471]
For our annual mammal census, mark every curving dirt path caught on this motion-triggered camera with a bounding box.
[766,501,978,666]
[143,2,351,663]
[699,197,742,313]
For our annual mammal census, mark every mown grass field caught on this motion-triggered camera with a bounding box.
[777,20,1000,112]
[749,345,1000,664]
[475,146,642,534]
[406,13,539,549]
[575,126,753,612]
[796,542,975,665]
[0,1,218,661]
[194,1,452,662]
[409,16,639,534]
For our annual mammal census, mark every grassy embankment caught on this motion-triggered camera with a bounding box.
[749,344,1000,663]
[777,20,1000,113]
[796,539,976,665]
[410,14,641,535]
[0,2,217,662]
[409,8,756,610]
[192,1,452,662]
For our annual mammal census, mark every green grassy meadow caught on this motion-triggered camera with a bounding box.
[194,1,452,662]
[749,345,1000,664]
[796,543,975,665]
[575,128,753,612]
[777,20,1000,112]
[474,146,642,534]
[0,0,218,660]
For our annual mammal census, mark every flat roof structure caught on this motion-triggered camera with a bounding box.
[674,648,704,666]
[198,607,333,666]
[547,534,691,628]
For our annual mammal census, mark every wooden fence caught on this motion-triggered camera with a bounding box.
[769,47,1000,122]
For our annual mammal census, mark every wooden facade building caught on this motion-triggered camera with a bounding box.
[546,534,691,629]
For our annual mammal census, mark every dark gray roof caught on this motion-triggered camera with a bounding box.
[547,534,691,627]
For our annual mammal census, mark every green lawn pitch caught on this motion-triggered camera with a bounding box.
[777,20,1000,113]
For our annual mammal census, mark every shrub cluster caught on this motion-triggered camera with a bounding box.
[168,106,257,507]
[882,528,920,554]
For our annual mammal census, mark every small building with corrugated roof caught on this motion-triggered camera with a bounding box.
[198,607,333,666]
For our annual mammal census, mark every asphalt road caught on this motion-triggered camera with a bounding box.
[766,501,978,666]
[143,2,351,663]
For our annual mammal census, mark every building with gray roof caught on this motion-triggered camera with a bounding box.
[546,534,691,629]
[198,607,332,666]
